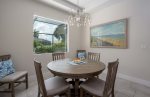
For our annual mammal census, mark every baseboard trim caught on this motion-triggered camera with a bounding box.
[117,73,150,87]
[102,71,150,87]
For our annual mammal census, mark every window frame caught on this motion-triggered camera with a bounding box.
[33,15,69,54]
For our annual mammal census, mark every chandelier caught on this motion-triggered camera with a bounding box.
[65,0,91,27]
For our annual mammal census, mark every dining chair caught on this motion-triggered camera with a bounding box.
[52,52,74,91]
[87,52,100,78]
[0,54,28,97]
[80,59,119,97]
[88,52,100,62]
[34,60,70,97]
[52,53,65,61]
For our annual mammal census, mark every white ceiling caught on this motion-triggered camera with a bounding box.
[67,0,110,12]
[38,0,123,14]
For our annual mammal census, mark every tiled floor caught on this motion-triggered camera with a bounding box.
[0,73,150,97]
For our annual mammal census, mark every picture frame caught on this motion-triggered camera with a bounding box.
[76,50,86,59]
[90,19,128,48]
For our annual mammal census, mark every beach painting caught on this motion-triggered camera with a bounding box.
[90,19,127,48]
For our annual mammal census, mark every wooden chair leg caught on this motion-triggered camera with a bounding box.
[11,82,15,97]
[80,88,83,97]
[66,89,70,97]
[8,83,11,89]
[111,88,115,97]
[25,74,28,89]
[38,86,40,97]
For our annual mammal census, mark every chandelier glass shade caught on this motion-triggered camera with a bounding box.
[65,1,91,27]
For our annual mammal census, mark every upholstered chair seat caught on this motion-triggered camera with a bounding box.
[0,71,27,82]
[80,78,105,97]
[45,76,70,96]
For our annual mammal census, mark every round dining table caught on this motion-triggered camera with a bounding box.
[47,58,105,97]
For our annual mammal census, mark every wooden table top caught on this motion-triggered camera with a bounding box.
[47,58,106,78]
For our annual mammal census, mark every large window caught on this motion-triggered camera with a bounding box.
[33,16,68,54]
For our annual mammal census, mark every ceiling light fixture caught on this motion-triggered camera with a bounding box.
[65,0,91,27]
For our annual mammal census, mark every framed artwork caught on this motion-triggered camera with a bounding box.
[77,50,86,59]
[90,19,127,48]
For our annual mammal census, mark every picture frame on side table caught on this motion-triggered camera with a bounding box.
[77,50,86,60]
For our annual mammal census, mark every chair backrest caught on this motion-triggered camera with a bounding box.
[34,60,47,97]
[88,52,100,62]
[0,55,11,61]
[52,53,65,61]
[103,59,119,97]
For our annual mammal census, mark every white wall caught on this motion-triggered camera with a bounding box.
[0,0,82,77]
[81,0,150,82]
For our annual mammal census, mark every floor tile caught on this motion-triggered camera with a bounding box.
[116,92,131,97]
[134,91,150,97]
[131,82,150,96]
